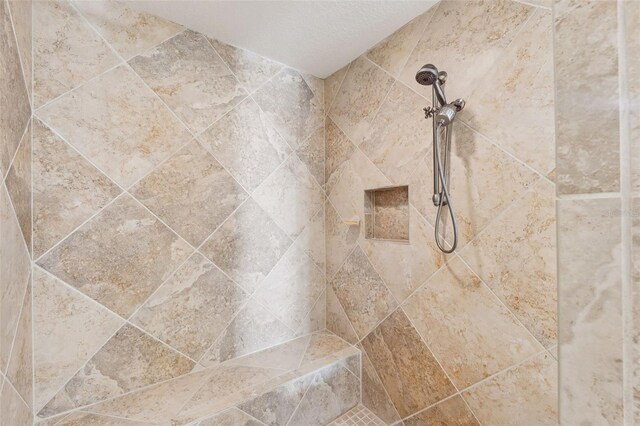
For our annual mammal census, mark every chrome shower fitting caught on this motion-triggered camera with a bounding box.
[415,64,465,254]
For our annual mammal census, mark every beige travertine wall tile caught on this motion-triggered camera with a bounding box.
[33,267,123,413]
[36,64,191,187]
[32,118,121,258]
[463,8,554,176]
[253,68,323,147]
[558,197,622,425]
[293,125,325,188]
[238,375,312,426]
[463,352,558,426]
[628,1,640,196]
[325,201,359,281]
[287,363,360,426]
[404,395,478,426]
[209,39,284,94]
[360,345,401,424]
[227,335,310,372]
[293,207,325,270]
[554,0,619,194]
[361,309,455,418]
[324,64,349,113]
[0,184,31,374]
[201,198,292,294]
[74,0,183,60]
[300,334,351,366]
[399,0,533,100]
[403,256,542,389]
[39,324,194,417]
[130,30,247,134]
[199,97,290,192]
[0,379,32,426]
[368,186,409,241]
[460,178,557,348]
[326,285,358,345]
[295,291,326,337]
[329,56,394,145]
[200,302,294,366]
[329,246,397,339]
[33,0,119,108]
[7,0,32,103]
[56,412,148,425]
[253,154,324,238]
[5,120,31,251]
[360,82,430,184]
[250,244,324,331]
[633,198,640,423]
[37,194,192,317]
[0,0,30,178]
[132,253,248,360]
[366,8,435,78]
[197,408,263,426]
[325,117,356,192]
[131,140,248,246]
[6,279,32,408]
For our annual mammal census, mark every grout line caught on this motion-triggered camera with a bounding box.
[1,369,31,416]
[5,0,31,109]
[556,191,622,200]
[284,370,315,426]
[2,116,30,184]
[326,61,351,115]
[359,346,403,423]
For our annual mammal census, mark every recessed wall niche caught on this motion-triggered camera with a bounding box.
[364,185,409,242]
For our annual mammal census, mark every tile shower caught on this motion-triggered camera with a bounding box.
[0,0,637,425]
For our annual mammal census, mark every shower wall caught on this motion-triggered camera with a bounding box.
[29,1,326,421]
[323,0,557,424]
[555,0,639,424]
[0,0,33,424]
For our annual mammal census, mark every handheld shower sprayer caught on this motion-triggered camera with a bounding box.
[415,64,465,253]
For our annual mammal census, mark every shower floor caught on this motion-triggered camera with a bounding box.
[329,405,386,426]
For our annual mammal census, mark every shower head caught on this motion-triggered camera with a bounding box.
[415,64,439,86]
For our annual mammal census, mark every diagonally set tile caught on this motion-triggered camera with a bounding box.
[130,140,248,247]
[359,344,401,424]
[36,194,192,318]
[200,198,292,294]
[7,0,32,103]
[326,285,358,345]
[38,324,195,418]
[74,0,183,60]
[129,30,247,135]
[5,119,31,253]
[32,118,121,258]
[36,64,191,188]
[131,253,248,360]
[324,117,356,193]
[33,0,120,108]
[33,267,124,413]
[199,96,291,193]
[6,276,32,409]
[403,395,479,426]
[402,256,542,389]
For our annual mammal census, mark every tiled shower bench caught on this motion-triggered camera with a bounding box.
[36,332,361,426]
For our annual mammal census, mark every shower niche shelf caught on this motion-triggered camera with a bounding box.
[364,185,409,243]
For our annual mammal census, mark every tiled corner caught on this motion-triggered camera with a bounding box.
[33,0,120,108]
[36,64,191,188]
[329,404,386,426]
[325,200,359,281]
[326,285,358,345]
[325,117,356,193]
[130,140,248,247]
[359,346,401,424]
[196,408,264,426]
[36,194,192,317]
[32,118,121,258]
[7,0,32,103]
[74,0,183,60]
[5,119,31,252]
[292,124,325,188]
[6,278,32,409]
[129,30,247,134]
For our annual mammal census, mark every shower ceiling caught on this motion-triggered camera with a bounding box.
[125,0,437,78]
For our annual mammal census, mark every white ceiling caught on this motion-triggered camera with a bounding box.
[126,1,437,78]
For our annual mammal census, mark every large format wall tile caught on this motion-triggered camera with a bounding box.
[326,286,358,345]
[628,1,640,195]
[325,117,355,192]
[253,154,324,238]
[554,0,619,194]
[361,309,455,418]
[33,267,124,413]
[199,97,290,192]
[360,345,401,424]
[557,197,623,424]
[0,184,31,374]
[325,201,358,281]
[39,324,194,417]
[209,39,284,94]
[0,0,30,178]
[324,64,348,113]
[329,246,397,339]
[37,194,192,317]
[253,244,325,331]
[292,207,325,271]
[6,279,32,408]
[7,0,32,103]
[463,352,558,426]
[32,119,121,258]
[198,408,263,426]
[33,0,119,107]
[403,256,541,389]
[201,198,292,294]
[74,0,183,60]
[400,0,533,101]
[253,67,323,147]
[460,179,557,348]
[130,140,248,246]
[292,124,325,188]
[130,30,247,134]
[463,8,554,176]
[0,378,32,426]
[132,253,248,360]
[329,56,394,145]
[403,395,479,426]
[37,65,190,187]
[359,82,430,184]
[5,120,31,251]
[633,198,640,423]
